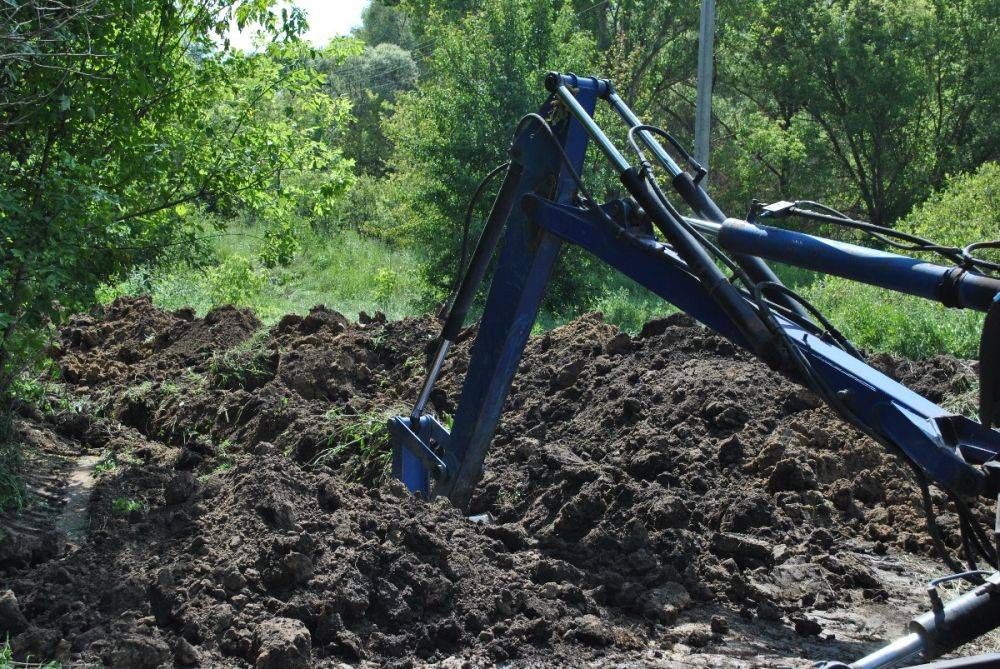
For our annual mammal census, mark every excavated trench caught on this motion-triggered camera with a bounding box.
[0,296,994,667]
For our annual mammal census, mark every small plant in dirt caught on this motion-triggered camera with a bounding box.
[0,637,61,668]
[93,447,139,476]
[0,444,27,513]
[313,408,397,484]
[208,330,273,390]
[110,497,145,516]
[209,439,234,475]
[122,380,155,405]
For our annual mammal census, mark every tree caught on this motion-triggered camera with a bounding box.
[720,0,998,226]
[356,1,418,49]
[327,43,419,175]
[0,0,315,422]
[387,0,601,309]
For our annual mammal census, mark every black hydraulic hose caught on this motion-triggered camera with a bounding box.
[440,162,523,342]
[619,166,784,368]
[623,123,810,320]
[442,162,512,318]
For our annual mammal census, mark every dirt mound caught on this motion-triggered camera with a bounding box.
[1,297,990,666]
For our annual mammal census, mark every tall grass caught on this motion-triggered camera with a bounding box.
[103,220,430,324]
[800,276,984,359]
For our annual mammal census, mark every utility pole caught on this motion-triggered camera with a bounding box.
[694,0,716,189]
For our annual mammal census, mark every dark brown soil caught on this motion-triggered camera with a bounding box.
[0,296,991,667]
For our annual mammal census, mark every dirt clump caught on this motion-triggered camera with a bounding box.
[1,296,992,666]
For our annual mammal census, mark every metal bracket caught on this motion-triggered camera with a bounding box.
[388,415,454,498]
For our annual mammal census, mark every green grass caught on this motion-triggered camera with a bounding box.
[102,219,429,324]
[588,283,677,335]
[98,213,982,360]
[313,408,395,482]
[800,276,984,359]
[0,638,60,668]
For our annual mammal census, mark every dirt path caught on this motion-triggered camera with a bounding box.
[54,455,99,547]
[1,296,995,667]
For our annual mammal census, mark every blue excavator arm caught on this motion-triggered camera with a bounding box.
[388,73,1000,669]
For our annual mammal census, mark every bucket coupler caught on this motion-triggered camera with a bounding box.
[390,72,1000,513]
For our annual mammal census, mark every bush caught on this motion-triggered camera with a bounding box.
[207,255,267,308]
[335,173,421,241]
[904,162,1000,248]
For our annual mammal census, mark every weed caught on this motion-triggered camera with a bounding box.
[209,329,271,387]
[123,380,155,404]
[0,445,27,513]
[0,637,61,668]
[93,447,139,476]
[312,408,396,483]
[110,497,145,516]
[211,439,234,474]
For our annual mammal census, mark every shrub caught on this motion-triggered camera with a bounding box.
[207,255,267,308]
[904,162,1000,248]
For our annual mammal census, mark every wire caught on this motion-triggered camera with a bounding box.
[440,161,510,318]
[785,200,979,270]
[753,282,863,359]
[964,241,1000,274]
[626,124,706,180]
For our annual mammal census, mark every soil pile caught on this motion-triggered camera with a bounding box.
[0,296,986,667]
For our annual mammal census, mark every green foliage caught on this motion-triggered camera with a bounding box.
[335,174,422,240]
[104,216,428,323]
[719,0,999,225]
[356,1,418,49]
[258,220,301,269]
[110,497,145,516]
[373,268,402,311]
[208,255,267,307]
[327,43,419,175]
[904,162,1000,248]
[387,0,600,309]
[0,0,340,407]
[801,278,983,359]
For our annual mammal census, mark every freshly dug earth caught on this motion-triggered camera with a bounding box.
[1,296,991,667]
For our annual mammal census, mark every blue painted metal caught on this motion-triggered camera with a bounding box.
[388,414,451,497]
[436,79,602,509]
[390,76,606,506]
[719,219,1000,312]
